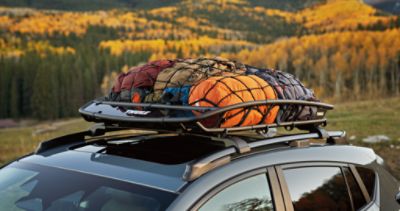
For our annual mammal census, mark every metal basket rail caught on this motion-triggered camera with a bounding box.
[79,99,333,134]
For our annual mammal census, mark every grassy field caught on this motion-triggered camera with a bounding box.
[326,97,400,140]
[0,98,399,178]
[0,119,91,165]
[326,97,400,179]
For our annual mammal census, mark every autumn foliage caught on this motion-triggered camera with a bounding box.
[0,0,399,119]
[227,29,400,99]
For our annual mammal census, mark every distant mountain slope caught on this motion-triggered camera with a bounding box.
[0,0,324,11]
[246,0,326,11]
[1,0,398,14]
[0,0,180,10]
[365,0,400,14]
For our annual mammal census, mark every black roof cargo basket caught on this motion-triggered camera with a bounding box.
[79,99,333,135]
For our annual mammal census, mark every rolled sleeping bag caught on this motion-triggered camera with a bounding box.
[245,66,318,121]
[189,75,279,128]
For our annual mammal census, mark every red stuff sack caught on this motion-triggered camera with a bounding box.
[108,60,175,102]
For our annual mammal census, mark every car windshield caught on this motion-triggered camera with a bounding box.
[0,162,177,211]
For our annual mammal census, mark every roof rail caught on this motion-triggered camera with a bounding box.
[34,123,146,155]
[79,99,333,135]
[35,131,90,154]
[183,129,346,181]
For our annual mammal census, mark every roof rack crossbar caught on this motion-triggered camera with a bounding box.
[249,130,344,149]
[309,126,329,139]
[195,119,328,134]
[183,130,346,181]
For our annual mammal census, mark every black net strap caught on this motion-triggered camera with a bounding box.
[150,58,245,103]
[189,75,276,127]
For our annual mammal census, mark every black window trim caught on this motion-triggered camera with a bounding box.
[341,166,357,211]
[368,170,379,209]
[276,162,375,211]
[349,165,371,202]
[190,167,285,211]
[350,165,380,211]
[275,166,294,211]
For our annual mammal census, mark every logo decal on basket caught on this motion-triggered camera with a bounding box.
[126,110,151,116]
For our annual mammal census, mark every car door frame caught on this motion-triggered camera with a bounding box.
[189,167,286,211]
[275,162,374,211]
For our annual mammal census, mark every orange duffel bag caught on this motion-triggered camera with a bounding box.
[189,75,279,128]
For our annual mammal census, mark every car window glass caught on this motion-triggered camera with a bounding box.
[0,163,177,211]
[46,191,84,211]
[199,174,274,211]
[283,167,352,211]
[81,186,161,211]
[343,168,367,210]
[356,167,376,198]
[0,167,38,211]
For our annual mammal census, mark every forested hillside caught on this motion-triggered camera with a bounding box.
[0,0,400,119]
[365,0,400,14]
[0,0,324,11]
[0,0,180,10]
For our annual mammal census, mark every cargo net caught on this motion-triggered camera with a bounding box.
[245,66,319,123]
[188,75,279,128]
[103,57,323,130]
[144,57,246,103]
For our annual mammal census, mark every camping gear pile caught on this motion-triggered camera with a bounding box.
[107,57,318,128]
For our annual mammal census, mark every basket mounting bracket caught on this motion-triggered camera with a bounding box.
[229,136,251,154]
